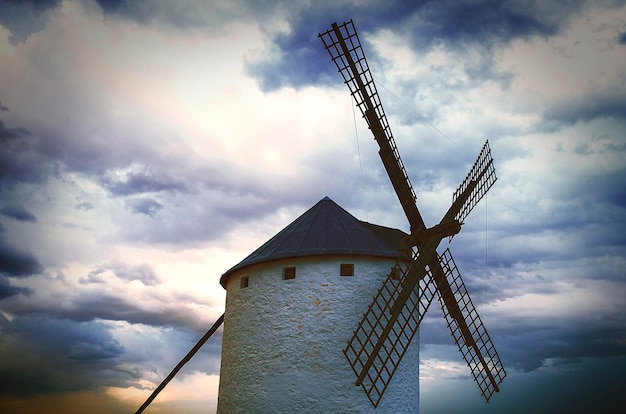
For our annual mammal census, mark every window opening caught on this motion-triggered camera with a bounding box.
[240,275,249,288]
[340,263,355,276]
[283,266,296,280]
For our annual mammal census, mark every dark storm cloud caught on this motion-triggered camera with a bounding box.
[126,197,164,217]
[111,262,161,285]
[3,284,210,333]
[402,0,556,47]
[67,294,144,323]
[100,168,188,196]
[244,0,566,91]
[246,2,419,91]
[0,241,43,277]
[0,116,83,188]
[420,290,626,375]
[0,118,57,187]
[3,105,197,196]
[0,313,128,396]
[70,292,208,331]
[0,275,33,299]
[0,113,194,203]
[92,0,258,25]
[0,312,222,400]
[81,261,161,286]
[244,7,347,91]
[545,93,626,125]
[0,204,37,222]
[0,0,62,44]
[94,0,127,14]
[495,317,626,373]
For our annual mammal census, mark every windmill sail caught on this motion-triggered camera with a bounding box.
[436,249,506,401]
[319,20,426,233]
[451,140,497,224]
[343,246,438,407]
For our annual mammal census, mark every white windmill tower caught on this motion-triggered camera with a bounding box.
[216,196,420,413]
[136,19,505,414]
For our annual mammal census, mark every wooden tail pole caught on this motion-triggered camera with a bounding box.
[135,313,225,414]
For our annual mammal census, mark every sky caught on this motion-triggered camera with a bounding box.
[0,0,625,413]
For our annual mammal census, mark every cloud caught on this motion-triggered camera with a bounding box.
[92,0,258,31]
[495,315,626,373]
[400,0,559,49]
[75,201,93,211]
[99,164,188,196]
[0,242,43,277]
[3,278,212,333]
[0,275,33,299]
[545,92,626,125]
[243,0,574,92]
[126,197,163,217]
[0,309,223,400]
[0,0,62,44]
[80,261,161,286]
[0,204,37,222]
[419,275,626,376]
[0,314,128,396]
[0,118,57,187]
[67,337,125,361]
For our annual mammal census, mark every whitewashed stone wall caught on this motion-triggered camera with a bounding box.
[217,255,419,413]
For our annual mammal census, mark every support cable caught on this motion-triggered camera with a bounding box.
[352,95,369,222]
[481,193,488,325]
[375,80,465,153]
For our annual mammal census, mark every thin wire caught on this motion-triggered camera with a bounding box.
[483,191,489,313]
[375,80,465,153]
[485,191,488,280]
[352,95,369,222]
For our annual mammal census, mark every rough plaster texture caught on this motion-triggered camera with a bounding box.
[217,255,419,413]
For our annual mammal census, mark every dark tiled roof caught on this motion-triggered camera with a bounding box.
[220,197,406,288]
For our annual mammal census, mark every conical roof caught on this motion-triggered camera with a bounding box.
[220,197,406,288]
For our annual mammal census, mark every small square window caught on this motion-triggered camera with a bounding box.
[240,275,249,288]
[340,263,354,276]
[283,266,296,280]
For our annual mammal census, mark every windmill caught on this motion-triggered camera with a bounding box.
[136,19,506,414]
[319,20,506,407]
